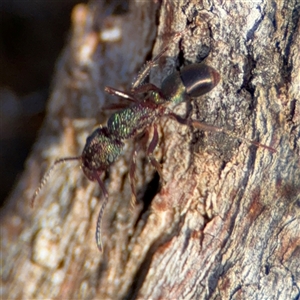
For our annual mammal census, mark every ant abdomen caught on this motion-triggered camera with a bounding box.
[180,64,220,97]
[161,64,220,104]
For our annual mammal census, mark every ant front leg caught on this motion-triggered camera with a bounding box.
[129,147,138,208]
[129,128,159,208]
[129,125,164,208]
[147,124,164,181]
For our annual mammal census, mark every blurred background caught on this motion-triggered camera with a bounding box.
[0,0,85,206]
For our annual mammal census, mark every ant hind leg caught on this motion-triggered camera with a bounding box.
[104,86,138,103]
[168,112,276,153]
[132,26,191,89]
[190,119,276,153]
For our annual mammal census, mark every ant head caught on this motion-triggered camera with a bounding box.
[81,126,124,181]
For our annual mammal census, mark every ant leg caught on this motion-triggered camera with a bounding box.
[129,147,138,208]
[147,124,164,181]
[94,171,109,252]
[169,113,276,153]
[132,26,191,89]
[129,133,149,208]
[129,149,137,209]
[105,83,166,105]
[191,120,276,153]
[105,86,138,103]
[132,47,169,89]
[106,26,192,102]
[129,125,164,208]
[131,83,167,103]
[132,83,162,95]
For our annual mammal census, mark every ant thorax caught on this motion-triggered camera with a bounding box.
[107,101,165,140]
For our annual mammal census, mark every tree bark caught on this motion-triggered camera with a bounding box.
[1,0,299,299]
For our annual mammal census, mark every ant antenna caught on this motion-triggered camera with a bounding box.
[93,171,109,252]
[95,195,109,252]
[31,156,82,208]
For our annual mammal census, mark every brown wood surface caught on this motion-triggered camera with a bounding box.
[1,0,299,299]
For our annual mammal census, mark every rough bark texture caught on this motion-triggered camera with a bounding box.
[1,0,299,299]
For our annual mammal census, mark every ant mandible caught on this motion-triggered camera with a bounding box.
[31,26,276,251]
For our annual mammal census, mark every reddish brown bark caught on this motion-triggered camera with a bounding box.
[1,1,299,299]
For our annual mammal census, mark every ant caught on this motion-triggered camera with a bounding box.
[31,26,276,252]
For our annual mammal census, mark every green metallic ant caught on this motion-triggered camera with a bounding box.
[31,29,275,252]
